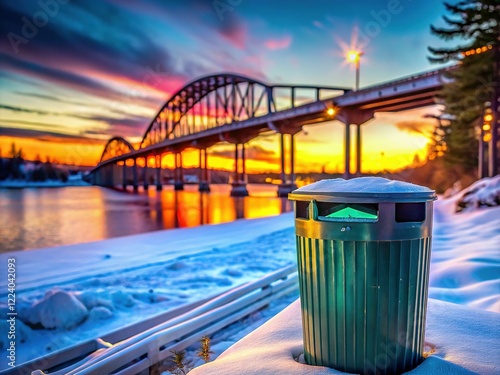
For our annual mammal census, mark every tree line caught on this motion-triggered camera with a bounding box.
[428,0,499,173]
[0,142,69,182]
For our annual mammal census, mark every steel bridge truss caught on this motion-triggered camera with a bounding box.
[139,73,345,149]
[100,137,135,163]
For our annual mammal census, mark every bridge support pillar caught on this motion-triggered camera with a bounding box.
[198,149,210,192]
[230,143,249,197]
[156,154,163,191]
[174,152,184,191]
[122,161,127,190]
[356,124,362,177]
[143,157,149,191]
[336,109,374,179]
[277,133,298,197]
[133,159,138,192]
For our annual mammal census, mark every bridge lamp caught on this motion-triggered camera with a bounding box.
[327,108,336,116]
[347,51,364,91]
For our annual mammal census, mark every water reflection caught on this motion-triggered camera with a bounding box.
[0,184,292,252]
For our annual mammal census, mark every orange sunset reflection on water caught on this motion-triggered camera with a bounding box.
[0,184,292,252]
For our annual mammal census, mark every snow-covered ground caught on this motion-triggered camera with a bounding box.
[0,177,499,373]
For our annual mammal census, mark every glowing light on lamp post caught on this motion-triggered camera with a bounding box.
[347,51,364,91]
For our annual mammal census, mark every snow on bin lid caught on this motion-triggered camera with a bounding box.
[289,177,436,202]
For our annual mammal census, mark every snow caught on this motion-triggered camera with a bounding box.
[190,299,500,375]
[293,177,434,194]
[190,178,500,375]
[455,174,500,212]
[0,177,499,373]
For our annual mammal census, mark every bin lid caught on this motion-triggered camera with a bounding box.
[289,177,436,203]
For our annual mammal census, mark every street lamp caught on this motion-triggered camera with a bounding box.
[347,51,364,91]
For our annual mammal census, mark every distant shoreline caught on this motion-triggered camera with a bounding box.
[0,180,90,189]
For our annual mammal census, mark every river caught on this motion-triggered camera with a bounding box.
[0,184,293,252]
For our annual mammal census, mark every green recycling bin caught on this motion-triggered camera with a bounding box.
[289,177,436,375]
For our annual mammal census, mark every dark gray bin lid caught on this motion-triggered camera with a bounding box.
[289,177,436,203]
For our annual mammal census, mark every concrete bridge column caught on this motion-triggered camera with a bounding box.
[336,109,374,179]
[290,133,296,186]
[133,158,138,192]
[156,154,163,191]
[174,152,184,191]
[199,149,210,192]
[230,143,249,197]
[240,143,247,183]
[356,124,362,177]
[104,167,109,186]
[143,157,149,191]
[277,133,298,197]
[122,161,127,190]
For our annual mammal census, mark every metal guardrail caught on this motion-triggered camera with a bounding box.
[26,265,297,375]
[2,294,220,375]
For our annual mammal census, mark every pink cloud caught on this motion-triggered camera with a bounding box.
[313,20,324,29]
[264,35,292,50]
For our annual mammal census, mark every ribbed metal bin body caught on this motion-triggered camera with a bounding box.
[289,185,435,375]
[296,235,431,375]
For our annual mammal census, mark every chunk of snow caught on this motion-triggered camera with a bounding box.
[89,306,113,320]
[455,175,500,212]
[27,290,88,330]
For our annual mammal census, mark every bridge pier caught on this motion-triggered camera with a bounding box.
[337,109,374,179]
[198,149,210,192]
[230,143,249,197]
[133,159,138,192]
[143,157,149,191]
[174,152,184,191]
[156,154,163,191]
[122,161,127,190]
[277,133,298,197]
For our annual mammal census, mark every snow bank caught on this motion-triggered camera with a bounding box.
[0,213,295,293]
[455,175,500,212]
[190,299,500,375]
[26,290,88,330]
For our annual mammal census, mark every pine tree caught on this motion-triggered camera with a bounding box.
[428,0,500,171]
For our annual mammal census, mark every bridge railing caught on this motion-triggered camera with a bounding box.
[270,85,350,111]
[32,265,298,375]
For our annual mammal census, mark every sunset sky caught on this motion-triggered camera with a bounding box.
[0,0,455,173]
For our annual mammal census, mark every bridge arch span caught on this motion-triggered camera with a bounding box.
[140,73,274,149]
[99,136,135,163]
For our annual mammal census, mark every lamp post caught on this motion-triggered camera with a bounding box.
[347,51,364,91]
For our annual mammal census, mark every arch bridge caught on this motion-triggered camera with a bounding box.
[89,68,449,196]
